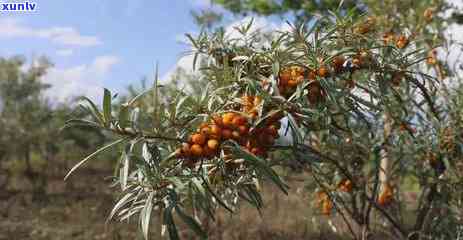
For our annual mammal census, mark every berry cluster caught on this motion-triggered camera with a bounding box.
[278,65,307,98]
[176,97,283,168]
[278,65,326,104]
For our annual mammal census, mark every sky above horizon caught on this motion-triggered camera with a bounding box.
[0,0,235,102]
[0,0,461,103]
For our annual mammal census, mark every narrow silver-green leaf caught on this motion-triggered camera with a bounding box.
[64,138,126,180]
[107,192,134,222]
[141,192,155,240]
[103,88,112,127]
[175,206,207,239]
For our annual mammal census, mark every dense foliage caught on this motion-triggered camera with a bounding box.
[66,0,463,239]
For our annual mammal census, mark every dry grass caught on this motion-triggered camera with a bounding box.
[0,167,394,240]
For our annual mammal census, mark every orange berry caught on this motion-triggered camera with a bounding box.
[232,115,247,126]
[181,143,191,156]
[332,56,345,73]
[378,184,393,206]
[249,110,258,119]
[238,125,249,135]
[263,135,275,146]
[352,57,362,68]
[199,122,208,129]
[200,126,211,136]
[207,139,219,151]
[212,115,223,126]
[231,130,241,140]
[190,144,203,157]
[308,69,317,80]
[222,112,236,127]
[424,8,433,22]
[338,179,353,192]
[316,191,328,202]
[253,96,262,106]
[287,79,298,87]
[279,69,291,85]
[251,147,264,156]
[355,24,370,34]
[307,81,324,105]
[191,133,206,145]
[266,125,279,138]
[321,199,332,215]
[317,66,329,78]
[209,125,222,139]
[222,129,232,140]
[396,35,409,49]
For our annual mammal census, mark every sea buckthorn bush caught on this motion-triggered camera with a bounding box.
[65,1,463,239]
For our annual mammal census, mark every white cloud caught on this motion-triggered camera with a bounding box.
[161,53,200,83]
[42,55,121,102]
[164,17,277,83]
[224,16,277,40]
[191,0,212,7]
[0,18,102,47]
[93,55,121,73]
[56,49,74,57]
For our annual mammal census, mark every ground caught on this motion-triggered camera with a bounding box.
[0,165,393,240]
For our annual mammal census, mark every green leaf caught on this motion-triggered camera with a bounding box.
[64,138,126,180]
[192,177,206,196]
[80,96,104,125]
[103,88,112,127]
[121,140,137,190]
[229,142,289,195]
[153,63,160,129]
[175,206,207,239]
[141,192,155,240]
[61,119,100,131]
[107,192,134,222]
[163,204,180,240]
[119,104,130,129]
[185,33,198,49]
[200,176,234,213]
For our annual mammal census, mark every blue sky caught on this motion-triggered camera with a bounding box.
[0,0,229,101]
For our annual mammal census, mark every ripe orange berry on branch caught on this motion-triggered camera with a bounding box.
[331,56,346,73]
[278,65,305,97]
[338,179,353,192]
[396,35,409,49]
[423,8,434,22]
[378,184,394,206]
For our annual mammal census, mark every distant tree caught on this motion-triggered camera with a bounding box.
[211,0,364,24]
[0,56,52,199]
[0,56,108,199]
